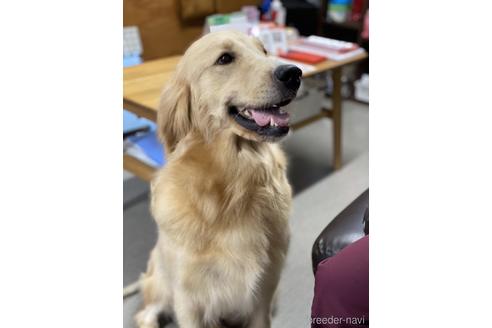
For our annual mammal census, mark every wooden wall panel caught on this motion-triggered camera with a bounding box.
[124,0,203,60]
[124,0,261,61]
[216,0,261,14]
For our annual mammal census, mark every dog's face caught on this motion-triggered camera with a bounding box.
[158,31,302,151]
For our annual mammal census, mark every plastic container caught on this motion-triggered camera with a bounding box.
[271,0,286,26]
[354,74,369,103]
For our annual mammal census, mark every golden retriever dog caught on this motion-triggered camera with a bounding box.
[135,30,302,328]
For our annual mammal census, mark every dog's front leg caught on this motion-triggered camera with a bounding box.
[248,301,272,328]
[247,288,277,328]
[174,288,204,328]
[248,259,284,328]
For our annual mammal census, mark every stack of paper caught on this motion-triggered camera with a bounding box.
[289,36,364,61]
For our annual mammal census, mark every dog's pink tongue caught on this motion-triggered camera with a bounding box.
[250,109,290,127]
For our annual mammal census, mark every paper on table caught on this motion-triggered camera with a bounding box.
[289,44,365,61]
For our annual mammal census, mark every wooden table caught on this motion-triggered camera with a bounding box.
[124,52,367,181]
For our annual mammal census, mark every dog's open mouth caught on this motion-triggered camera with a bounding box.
[228,99,293,137]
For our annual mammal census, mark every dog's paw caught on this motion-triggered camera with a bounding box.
[135,307,160,328]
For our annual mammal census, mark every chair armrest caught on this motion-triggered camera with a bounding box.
[311,189,369,274]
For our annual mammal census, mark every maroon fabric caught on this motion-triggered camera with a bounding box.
[311,235,369,328]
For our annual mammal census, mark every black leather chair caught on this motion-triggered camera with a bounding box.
[311,189,369,274]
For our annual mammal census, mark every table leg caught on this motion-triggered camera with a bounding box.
[331,68,343,170]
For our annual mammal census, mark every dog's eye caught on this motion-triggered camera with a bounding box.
[216,53,234,65]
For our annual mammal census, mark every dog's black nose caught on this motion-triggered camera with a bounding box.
[274,64,302,91]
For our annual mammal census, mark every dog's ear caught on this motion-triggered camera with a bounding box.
[157,75,192,154]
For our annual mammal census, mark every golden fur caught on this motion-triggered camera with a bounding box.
[136,31,297,328]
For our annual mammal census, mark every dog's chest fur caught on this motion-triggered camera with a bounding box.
[151,135,291,320]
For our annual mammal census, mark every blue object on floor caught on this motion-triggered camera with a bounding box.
[123,110,155,134]
[128,131,166,167]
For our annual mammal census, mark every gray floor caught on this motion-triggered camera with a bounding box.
[123,95,368,327]
[272,152,368,328]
